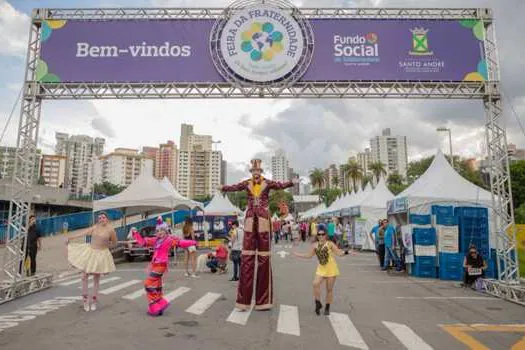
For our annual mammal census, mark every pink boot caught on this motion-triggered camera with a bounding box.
[147,298,170,316]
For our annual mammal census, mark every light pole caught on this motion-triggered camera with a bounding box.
[437,127,454,168]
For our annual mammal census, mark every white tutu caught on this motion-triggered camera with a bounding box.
[67,243,116,274]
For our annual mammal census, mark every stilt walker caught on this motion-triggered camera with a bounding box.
[131,217,197,316]
[221,159,297,311]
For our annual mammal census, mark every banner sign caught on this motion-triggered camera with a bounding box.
[387,197,408,214]
[38,17,486,84]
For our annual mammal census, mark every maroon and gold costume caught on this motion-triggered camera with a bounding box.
[222,175,293,310]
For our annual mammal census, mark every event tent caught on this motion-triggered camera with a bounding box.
[159,177,200,209]
[201,193,242,216]
[94,173,200,216]
[393,149,493,211]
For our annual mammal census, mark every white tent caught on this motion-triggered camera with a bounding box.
[202,193,242,216]
[94,174,199,216]
[394,149,493,210]
[159,177,201,209]
[350,178,395,250]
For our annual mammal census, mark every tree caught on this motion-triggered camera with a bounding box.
[94,182,126,197]
[340,164,351,192]
[332,175,340,189]
[37,176,46,185]
[510,160,525,210]
[515,203,525,225]
[369,162,387,184]
[192,194,212,203]
[387,171,408,195]
[313,188,342,207]
[344,160,363,192]
[361,175,373,190]
[227,192,248,211]
[407,156,433,184]
[309,168,325,192]
[269,190,293,216]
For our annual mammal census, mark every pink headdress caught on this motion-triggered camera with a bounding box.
[156,216,170,232]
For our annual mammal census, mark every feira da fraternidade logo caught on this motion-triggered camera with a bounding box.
[219,6,305,82]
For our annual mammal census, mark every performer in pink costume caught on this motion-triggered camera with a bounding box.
[131,217,197,316]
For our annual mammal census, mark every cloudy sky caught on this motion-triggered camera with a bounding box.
[0,0,524,183]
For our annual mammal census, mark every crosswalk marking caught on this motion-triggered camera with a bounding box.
[383,321,433,350]
[277,305,300,336]
[100,280,142,295]
[328,312,368,349]
[122,288,146,300]
[226,307,252,325]
[185,292,222,315]
[165,287,191,302]
[54,275,80,284]
[77,276,121,289]
[59,278,83,286]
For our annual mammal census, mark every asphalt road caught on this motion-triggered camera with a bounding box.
[1,243,524,350]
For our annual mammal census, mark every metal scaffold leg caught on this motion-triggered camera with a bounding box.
[0,18,52,304]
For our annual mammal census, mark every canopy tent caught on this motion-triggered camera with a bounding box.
[94,173,200,216]
[349,178,395,250]
[339,184,373,215]
[321,194,345,217]
[392,149,493,211]
[300,202,327,220]
[200,193,242,216]
[159,177,201,209]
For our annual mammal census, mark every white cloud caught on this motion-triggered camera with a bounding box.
[91,117,116,138]
[0,0,30,57]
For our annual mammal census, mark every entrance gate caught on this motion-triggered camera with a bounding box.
[1,0,522,305]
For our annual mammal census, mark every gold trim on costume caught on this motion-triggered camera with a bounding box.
[235,303,251,310]
[242,250,256,255]
[257,251,271,256]
[254,303,273,310]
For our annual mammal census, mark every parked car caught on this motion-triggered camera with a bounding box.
[124,226,175,262]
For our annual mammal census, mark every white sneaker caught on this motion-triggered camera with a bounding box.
[191,274,200,278]
[184,272,190,277]
[83,297,89,312]
[90,298,97,311]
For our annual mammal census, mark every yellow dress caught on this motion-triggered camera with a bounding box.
[315,242,340,277]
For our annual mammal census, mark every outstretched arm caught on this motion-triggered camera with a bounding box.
[292,245,316,259]
[65,226,94,242]
[266,179,294,190]
[221,181,248,193]
[131,228,157,247]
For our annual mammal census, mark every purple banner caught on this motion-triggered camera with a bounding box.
[39,18,486,84]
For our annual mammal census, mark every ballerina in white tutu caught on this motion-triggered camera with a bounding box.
[65,212,117,312]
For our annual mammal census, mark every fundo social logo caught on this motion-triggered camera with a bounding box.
[333,32,380,64]
[219,6,304,82]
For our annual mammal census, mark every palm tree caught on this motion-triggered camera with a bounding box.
[340,163,351,192]
[387,171,404,186]
[369,162,387,184]
[332,175,340,189]
[309,168,325,192]
[345,160,363,192]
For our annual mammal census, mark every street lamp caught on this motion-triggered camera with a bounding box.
[437,127,454,168]
[212,140,222,151]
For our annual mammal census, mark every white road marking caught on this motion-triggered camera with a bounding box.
[165,287,191,302]
[383,321,433,350]
[54,275,81,284]
[59,278,84,286]
[396,296,495,300]
[100,280,142,295]
[122,288,146,300]
[277,305,300,336]
[277,250,289,258]
[328,312,369,349]
[226,307,252,325]
[77,276,121,289]
[185,292,222,315]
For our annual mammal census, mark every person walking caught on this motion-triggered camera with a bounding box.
[369,219,384,269]
[292,224,346,316]
[382,220,401,271]
[229,220,243,281]
[65,212,117,312]
[19,215,42,276]
[182,218,199,278]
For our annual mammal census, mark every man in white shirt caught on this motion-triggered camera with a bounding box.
[229,220,244,282]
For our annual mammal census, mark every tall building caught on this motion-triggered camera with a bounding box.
[370,128,408,178]
[142,146,158,173]
[40,155,67,188]
[94,148,153,187]
[0,146,41,182]
[271,149,290,182]
[324,164,340,189]
[357,148,373,176]
[55,133,105,195]
[221,160,227,186]
[155,141,178,186]
[177,124,222,198]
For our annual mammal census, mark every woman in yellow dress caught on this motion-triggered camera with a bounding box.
[292,224,346,316]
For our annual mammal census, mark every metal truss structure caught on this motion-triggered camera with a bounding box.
[2,3,522,305]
